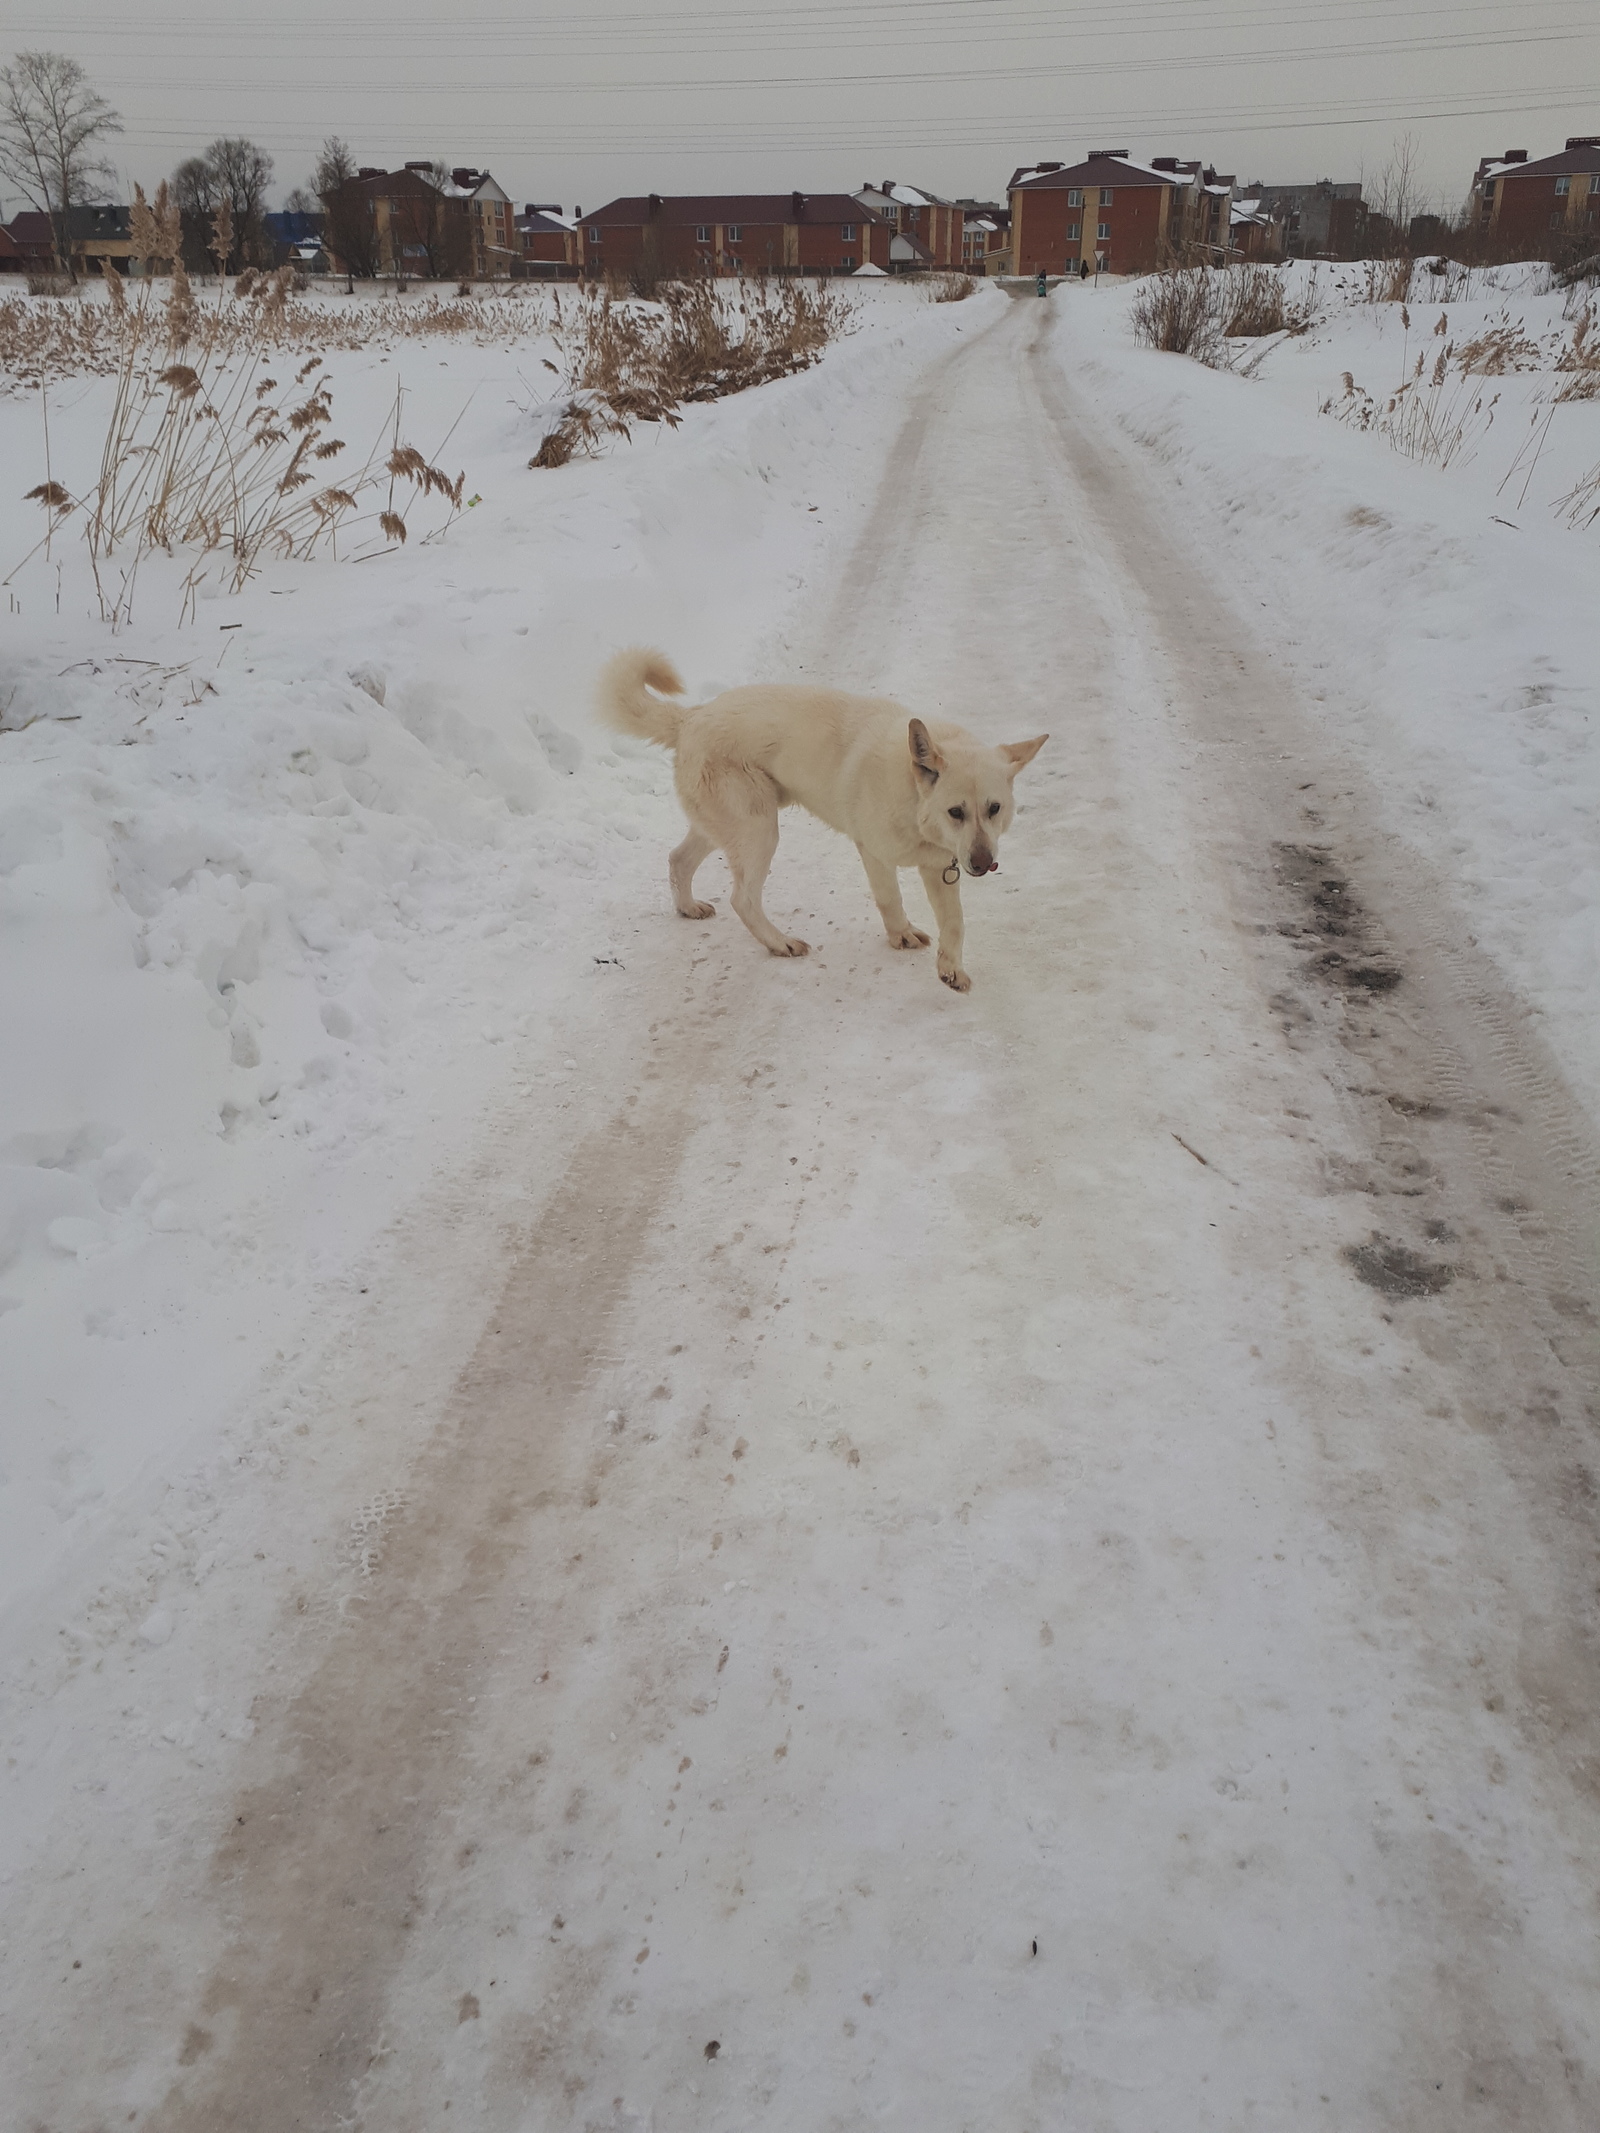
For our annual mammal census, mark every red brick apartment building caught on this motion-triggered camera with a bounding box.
[1009,152,1235,275]
[1472,137,1600,260]
[579,194,889,278]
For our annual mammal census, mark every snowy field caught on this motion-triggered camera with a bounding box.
[0,276,989,1616]
[3,267,1599,2130]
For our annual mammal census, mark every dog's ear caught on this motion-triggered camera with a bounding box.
[908,718,946,782]
[1000,734,1048,776]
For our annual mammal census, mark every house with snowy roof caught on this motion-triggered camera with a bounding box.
[444,169,518,279]
[1471,138,1600,262]
[954,198,1011,275]
[1229,198,1284,262]
[515,204,579,279]
[852,182,964,270]
[1008,153,1236,277]
[2,210,57,272]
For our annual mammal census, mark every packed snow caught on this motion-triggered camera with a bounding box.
[1077,259,1600,1117]
[3,265,1598,2130]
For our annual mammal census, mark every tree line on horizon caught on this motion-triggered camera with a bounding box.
[0,47,466,281]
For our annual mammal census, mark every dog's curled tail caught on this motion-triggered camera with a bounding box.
[595,647,687,749]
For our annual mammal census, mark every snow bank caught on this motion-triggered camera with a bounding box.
[1053,262,1600,1119]
[0,280,1005,1618]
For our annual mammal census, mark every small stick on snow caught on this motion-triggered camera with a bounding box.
[1173,1132,1239,1188]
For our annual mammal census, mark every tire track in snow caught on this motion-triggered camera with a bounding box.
[137,970,726,2131]
[1028,300,1600,2127]
[30,294,1600,2132]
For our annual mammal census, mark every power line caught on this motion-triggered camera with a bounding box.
[14,0,1583,41]
[16,0,1584,29]
[106,84,1600,156]
[67,25,1597,101]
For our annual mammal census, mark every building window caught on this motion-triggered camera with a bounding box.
[1555,176,1570,195]
[841,223,855,239]
[1101,189,1113,204]
[696,225,709,241]
[1097,222,1110,240]
[727,224,741,240]
[1066,222,1080,241]
[1067,188,1082,207]
[841,255,855,269]
[589,227,600,241]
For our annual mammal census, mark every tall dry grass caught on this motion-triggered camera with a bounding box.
[1320,311,1503,470]
[530,279,853,467]
[1359,257,1416,305]
[1321,363,1500,468]
[1130,263,1317,362]
[13,250,467,625]
[1221,264,1317,338]
[1129,267,1221,360]
[0,282,553,394]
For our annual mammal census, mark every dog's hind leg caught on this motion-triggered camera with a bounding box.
[858,845,929,951]
[669,827,717,919]
[703,773,808,958]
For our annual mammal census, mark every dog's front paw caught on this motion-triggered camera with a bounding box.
[678,900,717,920]
[771,936,811,958]
[938,962,972,994]
[888,926,931,950]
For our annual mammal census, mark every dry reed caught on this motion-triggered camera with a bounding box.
[0,285,556,394]
[11,267,468,624]
[1129,267,1222,360]
[529,279,853,467]
[1320,352,1501,468]
[1221,264,1316,338]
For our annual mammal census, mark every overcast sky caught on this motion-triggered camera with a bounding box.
[2,0,1596,217]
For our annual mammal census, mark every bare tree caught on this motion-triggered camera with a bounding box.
[169,136,273,271]
[313,136,357,199]
[212,137,273,269]
[172,154,218,217]
[1367,134,1425,257]
[314,137,378,282]
[398,163,472,280]
[0,50,121,282]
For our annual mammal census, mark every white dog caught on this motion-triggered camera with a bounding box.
[597,650,1046,992]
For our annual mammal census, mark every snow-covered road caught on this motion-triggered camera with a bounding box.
[8,293,1600,2132]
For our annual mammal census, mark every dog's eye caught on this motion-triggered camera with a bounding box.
[947,806,966,822]
[986,801,1002,818]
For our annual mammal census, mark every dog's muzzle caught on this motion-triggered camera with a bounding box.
[967,851,999,877]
